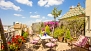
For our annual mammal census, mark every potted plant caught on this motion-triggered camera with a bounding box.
[22,32,28,41]
[64,28,72,43]
[1,35,25,51]
[53,27,64,42]
[45,25,51,35]
[8,43,18,51]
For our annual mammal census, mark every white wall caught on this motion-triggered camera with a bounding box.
[85,0,91,45]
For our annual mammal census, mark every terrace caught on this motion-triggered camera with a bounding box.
[1,20,91,51]
[0,1,91,51]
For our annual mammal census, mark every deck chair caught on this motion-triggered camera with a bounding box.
[33,37,40,41]
[45,42,57,51]
[71,35,89,51]
[30,40,39,51]
[50,38,58,45]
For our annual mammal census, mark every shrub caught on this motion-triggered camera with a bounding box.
[53,27,64,38]
[45,25,50,35]
[23,32,28,39]
[65,29,72,40]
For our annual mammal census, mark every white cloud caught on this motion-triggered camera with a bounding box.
[28,20,34,23]
[14,14,22,17]
[22,17,26,18]
[34,11,37,14]
[43,19,52,22]
[16,0,33,6]
[30,15,40,18]
[48,14,53,17]
[42,16,47,19]
[38,0,64,7]
[59,15,62,17]
[70,5,76,8]
[38,0,47,6]
[35,19,42,22]
[0,0,21,11]
[42,16,45,19]
[30,12,32,14]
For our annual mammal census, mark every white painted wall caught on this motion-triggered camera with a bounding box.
[85,0,91,45]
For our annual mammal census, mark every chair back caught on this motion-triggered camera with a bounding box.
[75,35,88,47]
[81,36,88,47]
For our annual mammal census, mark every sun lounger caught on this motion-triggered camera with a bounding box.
[71,35,89,51]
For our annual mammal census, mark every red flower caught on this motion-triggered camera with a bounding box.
[7,42,11,45]
[11,35,25,45]
[15,35,20,38]
[12,37,16,43]
[1,44,4,50]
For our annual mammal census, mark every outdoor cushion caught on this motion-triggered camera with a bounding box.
[89,47,91,51]
[81,37,88,46]
[45,42,56,48]
[72,35,89,48]
[30,40,38,44]
[73,35,85,47]
[33,37,40,41]
[50,38,57,42]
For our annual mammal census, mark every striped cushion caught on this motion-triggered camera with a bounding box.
[81,37,88,46]
[45,42,56,47]
[50,38,57,42]
[30,40,38,44]
[73,35,88,47]
[33,37,40,41]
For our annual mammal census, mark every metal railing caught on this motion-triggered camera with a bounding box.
[4,30,18,42]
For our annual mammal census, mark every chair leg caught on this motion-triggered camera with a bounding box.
[79,48,80,51]
[32,45,35,51]
[50,48,51,51]
[55,46,56,51]
[71,45,72,49]
[33,45,34,51]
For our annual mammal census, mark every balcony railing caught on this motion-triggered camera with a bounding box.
[4,30,18,42]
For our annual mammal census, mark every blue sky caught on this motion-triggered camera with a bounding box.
[0,0,85,25]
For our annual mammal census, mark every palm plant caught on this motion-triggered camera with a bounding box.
[51,7,62,36]
[51,7,62,21]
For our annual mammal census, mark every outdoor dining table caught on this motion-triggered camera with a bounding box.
[39,34,53,49]
[39,34,53,39]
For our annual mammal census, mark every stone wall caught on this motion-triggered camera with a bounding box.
[32,22,43,33]
[59,17,85,37]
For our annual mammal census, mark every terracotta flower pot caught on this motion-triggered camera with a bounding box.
[15,48,18,51]
[67,39,71,43]
[58,36,64,42]
[18,42,22,48]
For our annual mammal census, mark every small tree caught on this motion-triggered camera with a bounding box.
[51,7,62,21]
[51,7,62,36]
[45,25,50,35]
